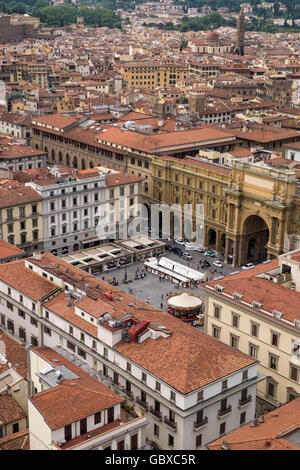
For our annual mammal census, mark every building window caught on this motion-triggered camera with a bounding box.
[170,391,176,402]
[94,411,102,425]
[232,313,239,328]
[196,434,202,448]
[269,354,278,371]
[155,381,161,392]
[80,333,85,342]
[78,348,86,360]
[222,380,228,391]
[242,370,248,381]
[1,314,5,326]
[30,317,37,327]
[213,305,221,319]
[220,422,226,436]
[44,326,51,336]
[12,423,19,434]
[64,424,72,442]
[31,336,38,347]
[126,362,131,372]
[240,411,246,425]
[117,440,125,450]
[168,434,174,448]
[154,424,159,436]
[290,365,299,382]
[251,322,259,337]
[267,380,276,398]
[212,325,220,339]
[197,391,203,401]
[271,332,279,347]
[230,334,239,349]
[18,309,25,319]
[19,327,26,342]
[7,301,13,311]
[249,343,258,359]
[103,347,108,358]
[142,372,147,382]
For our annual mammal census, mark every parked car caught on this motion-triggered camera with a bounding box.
[173,247,183,256]
[204,250,215,257]
[184,242,194,250]
[183,252,193,260]
[165,244,173,251]
[201,260,211,268]
[175,239,185,245]
[242,262,255,270]
[213,260,223,268]
[194,246,205,253]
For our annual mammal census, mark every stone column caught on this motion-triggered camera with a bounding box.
[225,236,230,263]
[233,240,238,266]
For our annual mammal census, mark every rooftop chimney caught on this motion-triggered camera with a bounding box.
[33,252,41,261]
[221,441,230,450]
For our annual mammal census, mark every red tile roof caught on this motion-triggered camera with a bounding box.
[0,393,26,425]
[0,428,29,450]
[207,398,300,450]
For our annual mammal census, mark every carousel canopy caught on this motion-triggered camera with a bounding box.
[167,293,202,309]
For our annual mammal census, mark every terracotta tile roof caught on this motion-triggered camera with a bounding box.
[29,347,123,430]
[96,126,236,153]
[0,185,42,209]
[0,240,23,260]
[0,259,57,301]
[32,113,84,129]
[0,330,28,379]
[0,428,30,450]
[207,398,300,450]
[205,260,300,324]
[0,145,45,161]
[0,393,26,425]
[105,172,144,187]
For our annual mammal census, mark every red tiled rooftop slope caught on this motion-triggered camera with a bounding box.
[207,398,300,450]
[0,393,26,425]
[205,260,300,323]
[0,428,30,450]
[0,330,28,379]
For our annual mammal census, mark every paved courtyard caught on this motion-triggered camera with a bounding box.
[96,242,240,313]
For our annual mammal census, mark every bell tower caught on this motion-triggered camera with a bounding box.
[236,9,245,56]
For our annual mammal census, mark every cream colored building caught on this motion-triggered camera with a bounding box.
[204,249,300,415]
[0,186,43,255]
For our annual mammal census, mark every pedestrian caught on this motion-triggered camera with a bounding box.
[146,297,150,303]
[160,302,163,309]
[161,293,163,299]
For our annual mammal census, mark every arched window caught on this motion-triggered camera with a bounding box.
[89,161,94,169]
[59,151,63,162]
[51,149,55,161]
[73,157,78,169]
[66,154,70,166]
[81,159,86,170]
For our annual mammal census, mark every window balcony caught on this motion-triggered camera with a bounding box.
[135,397,148,410]
[217,405,232,418]
[239,395,252,408]
[149,406,162,421]
[163,416,177,431]
[193,416,208,430]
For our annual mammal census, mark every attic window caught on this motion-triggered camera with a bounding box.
[294,320,300,329]
[233,292,243,300]
[215,284,224,292]
[252,301,263,309]
[273,310,283,319]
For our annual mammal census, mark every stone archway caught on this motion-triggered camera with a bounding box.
[240,214,270,265]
